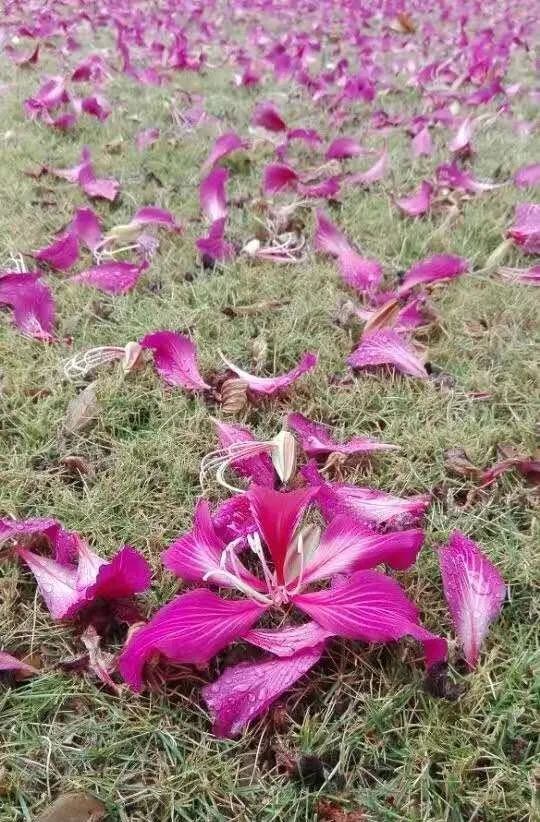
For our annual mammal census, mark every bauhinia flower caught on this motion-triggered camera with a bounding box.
[120,486,446,736]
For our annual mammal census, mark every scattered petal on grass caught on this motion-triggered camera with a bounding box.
[348,330,428,379]
[200,167,229,221]
[513,163,540,189]
[498,265,540,285]
[439,532,506,668]
[346,149,388,186]
[252,101,287,132]
[507,202,540,254]
[288,412,398,458]
[202,132,247,174]
[245,622,332,656]
[220,351,318,395]
[135,127,160,150]
[412,127,434,157]
[396,181,433,217]
[0,651,38,675]
[0,272,55,341]
[398,254,469,295]
[263,163,299,195]
[325,137,364,160]
[140,330,210,391]
[71,261,149,295]
[213,420,275,487]
[35,231,79,271]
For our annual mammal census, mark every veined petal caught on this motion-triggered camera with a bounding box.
[162,500,225,582]
[288,411,398,458]
[245,622,332,656]
[263,163,299,195]
[71,208,103,251]
[299,516,424,586]
[202,645,323,737]
[247,486,318,584]
[84,545,151,601]
[214,420,275,487]
[71,261,148,295]
[221,351,317,395]
[0,273,55,341]
[338,249,383,292]
[0,516,78,564]
[293,570,447,668]
[439,531,506,669]
[200,167,229,222]
[140,330,210,391]
[398,255,469,296]
[17,548,80,619]
[119,589,266,692]
[348,329,428,379]
[35,231,79,270]
[314,210,351,257]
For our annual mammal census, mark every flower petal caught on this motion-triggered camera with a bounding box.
[71,207,103,251]
[245,622,331,656]
[17,547,80,619]
[513,163,540,189]
[196,217,235,262]
[35,231,79,270]
[84,545,151,601]
[0,273,55,341]
[398,254,469,296]
[507,203,540,254]
[262,163,299,195]
[338,249,383,292]
[288,412,398,458]
[325,137,364,160]
[202,645,323,737]
[200,167,229,222]
[221,351,317,395]
[299,516,425,586]
[120,589,266,692]
[71,261,148,294]
[247,486,318,584]
[0,651,37,675]
[346,149,388,187]
[214,420,275,487]
[202,131,247,174]
[162,500,225,582]
[0,516,78,564]
[131,206,182,232]
[140,330,210,391]
[252,101,287,132]
[439,531,506,669]
[348,329,428,379]
[412,127,434,157]
[498,264,540,286]
[396,181,433,217]
[293,570,447,668]
[314,210,350,257]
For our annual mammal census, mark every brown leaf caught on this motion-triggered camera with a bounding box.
[81,626,120,694]
[220,378,248,413]
[104,136,124,154]
[444,448,483,479]
[362,297,401,337]
[35,792,107,822]
[396,11,416,33]
[332,299,360,328]
[63,383,100,435]
[315,798,366,822]
[59,455,93,479]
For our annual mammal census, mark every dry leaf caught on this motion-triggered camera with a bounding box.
[220,378,248,413]
[35,792,107,822]
[332,299,359,328]
[443,448,483,479]
[423,661,465,701]
[81,626,120,694]
[104,136,124,154]
[63,382,100,434]
[396,11,417,33]
[59,455,92,479]
[315,798,366,822]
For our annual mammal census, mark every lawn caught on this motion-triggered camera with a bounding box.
[0,2,539,820]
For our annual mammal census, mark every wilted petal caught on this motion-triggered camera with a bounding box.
[202,645,323,737]
[439,532,506,669]
[247,485,318,584]
[293,570,447,668]
[0,651,37,675]
[263,163,299,195]
[162,500,225,582]
[200,167,229,222]
[396,181,433,217]
[0,273,55,341]
[287,412,398,458]
[83,544,151,602]
[0,516,78,564]
[252,101,287,132]
[245,622,331,656]
[513,163,540,189]
[299,516,425,586]
[338,249,383,292]
[221,351,317,395]
[202,132,247,174]
[398,254,469,295]
[214,420,275,487]
[81,94,111,121]
[78,166,119,201]
[348,329,428,379]
[35,231,79,270]
[346,149,388,186]
[498,264,540,286]
[71,261,148,295]
[314,210,350,257]
[120,589,266,692]
[412,127,434,157]
[135,128,160,151]
[140,330,210,391]
[325,137,364,160]
[448,117,473,154]
[17,547,80,619]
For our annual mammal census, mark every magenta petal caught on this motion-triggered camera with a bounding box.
[120,589,266,692]
[71,207,103,251]
[17,547,80,619]
[85,545,151,601]
[81,94,111,121]
[245,622,331,656]
[263,163,299,195]
[71,261,148,295]
[439,532,506,669]
[0,273,55,341]
[162,500,225,582]
[140,330,210,391]
[252,101,287,132]
[0,651,37,674]
[507,203,540,254]
[222,351,317,395]
[287,412,398,458]
[196,217,235,262]
[348,330,428,379]
[314,210,350,257]
[498,265,540,286]
[79,169,119,202]
[299,516,425,586]
[247,486,318,585]
[135,128,160,151]
[0,516,78,564]
[297,176,341,199]
[346,149,388,187]
[398,254,469,296]
[325,137,364,160]
[214,420,275,487]
[200,167,229,222]
[35,231,79,270]
[448,117,473,153]
[293,570,447,668]
[202,132,247,174]
[202,645,323,737]
[513,163,540,189]
[338,249,383,292]
[132,206,182,232]
[396,181,433,217]
[412,127,434,158]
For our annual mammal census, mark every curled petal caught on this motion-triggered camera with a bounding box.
[131,206,182,232]
[196,217,235,262]
[325,137,364,160]
[398,254,469,296]
[346,149,388,187]
[71,261,148,295]
[263,163,299,195]
[498,265,540,286]
[202,132,247,174]
[439,532,506,669]
[140,330,210,391]
[72,208,103,251]
[221,351,317,395]
[396,181,433,217]
[200,167,229,222]
[412,127,434,158]
[288,411,398,458]
[0,516,78,564]
[348,329,428,379]
[120,589,266,692]
[202,645,323,737]
[0,273,55,341]
[314,210,350,257]
[448,117,473,153]
[252,101,287,132]
[0,652,37,675]
[507,203,540,254]
[338,249,382,292]
[293,570,447,668]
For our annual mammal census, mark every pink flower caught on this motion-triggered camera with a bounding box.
[120,488,445,735]
[439,532,505,669]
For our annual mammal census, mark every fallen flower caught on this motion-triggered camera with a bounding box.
[202,132,248,175]
[120,487,445,735]
[348,329,428,379]
[346,149,388,187]
[439,531,505,669]
[507,203,540,254]
[288,412,399,459]
[396,181,433,217]
[35,230,80,271]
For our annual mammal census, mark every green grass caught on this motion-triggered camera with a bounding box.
[0,39,539,822]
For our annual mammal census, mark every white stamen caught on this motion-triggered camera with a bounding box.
[202,568,271,605]
[248,532,276,590]
[63,346,126,380]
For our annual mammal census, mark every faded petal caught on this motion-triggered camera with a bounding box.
[221,351,317,395]
[214,420,275,487]
[439,531,506,669]
[202,645,323,737]
[120,589,266,692]
[396,181,433,217]
[202,132,247,174]
[0,651,37,675]
[513,163,540,189]
[141,330,210,391]
[293,570,447,668]
[0,273,55,341]
[200,167,229,222]
[346,149,388,186]
[35,231,79,271]
[288,412,398,458]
